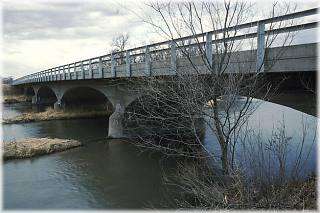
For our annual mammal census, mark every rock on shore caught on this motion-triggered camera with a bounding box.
[3,138,82,160]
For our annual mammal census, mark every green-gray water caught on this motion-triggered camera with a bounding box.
[3,95,317,209]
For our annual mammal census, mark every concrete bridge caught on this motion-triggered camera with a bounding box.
[12,8,318,138]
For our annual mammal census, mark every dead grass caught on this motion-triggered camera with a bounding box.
[166,161,317,210]
[3,138,82,160]
[3,107,112,124]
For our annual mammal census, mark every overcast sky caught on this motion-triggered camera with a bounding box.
[2,0,318,78]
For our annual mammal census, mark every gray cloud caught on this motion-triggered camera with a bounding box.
[3,1,133,41]
[4,0,316,78]
[2,0,149,77]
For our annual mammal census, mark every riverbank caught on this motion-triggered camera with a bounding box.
[3,95,31,104]
[3,107,112,124]
[3,138,82,160]
[2,84,30,104]
[169,161,316,210]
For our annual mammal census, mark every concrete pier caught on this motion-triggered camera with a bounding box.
[108,103,125,138]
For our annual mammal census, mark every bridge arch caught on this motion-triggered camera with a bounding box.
[37,86,58,105]
[61,86,113,111]
[24,86,35,96]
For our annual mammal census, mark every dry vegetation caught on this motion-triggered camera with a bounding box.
[166,161,316,210]
[3,95,31,104]
[3,107,112,124]
[3,138,82,160]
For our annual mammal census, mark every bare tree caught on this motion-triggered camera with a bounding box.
[125,0,298,178]
[109,33,130,64]
[111,33,130,53]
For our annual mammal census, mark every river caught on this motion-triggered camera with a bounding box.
[2,95,317,209]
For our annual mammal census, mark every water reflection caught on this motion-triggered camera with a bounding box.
[2,103,33,120]
[203,98,317,179]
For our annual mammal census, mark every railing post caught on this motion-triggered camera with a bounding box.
[67,64,71,80]
[206,32,213,68]
[55,68,58,81]
[58,67,61,81]
[145,46,151,76]
[53,68,55,81]
[126,51,131,77]
[170,40,177,74]
[187,39,191,55]
[50,69,53,81]
[45,71,47,81]
[74,62,77,80]
[111,53,116,77]
[98,56,103,78]
[188,39,195,55]
[256,21,265,72]
[88,59,93,79]
[55,68,59,81]
[60,66,63,80]
[81,61,85,79]
[62,65,67,80]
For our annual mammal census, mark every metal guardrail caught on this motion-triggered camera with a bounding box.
[12,8,318,85]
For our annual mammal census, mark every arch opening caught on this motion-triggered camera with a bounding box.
[24,87,35,97]
[61,87,113,111]
[125,94,205,144]
[37,86,57,105]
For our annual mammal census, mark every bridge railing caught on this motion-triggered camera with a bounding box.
[12,8,318,85]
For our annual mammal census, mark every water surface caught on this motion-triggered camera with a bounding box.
[3,95,317,209]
